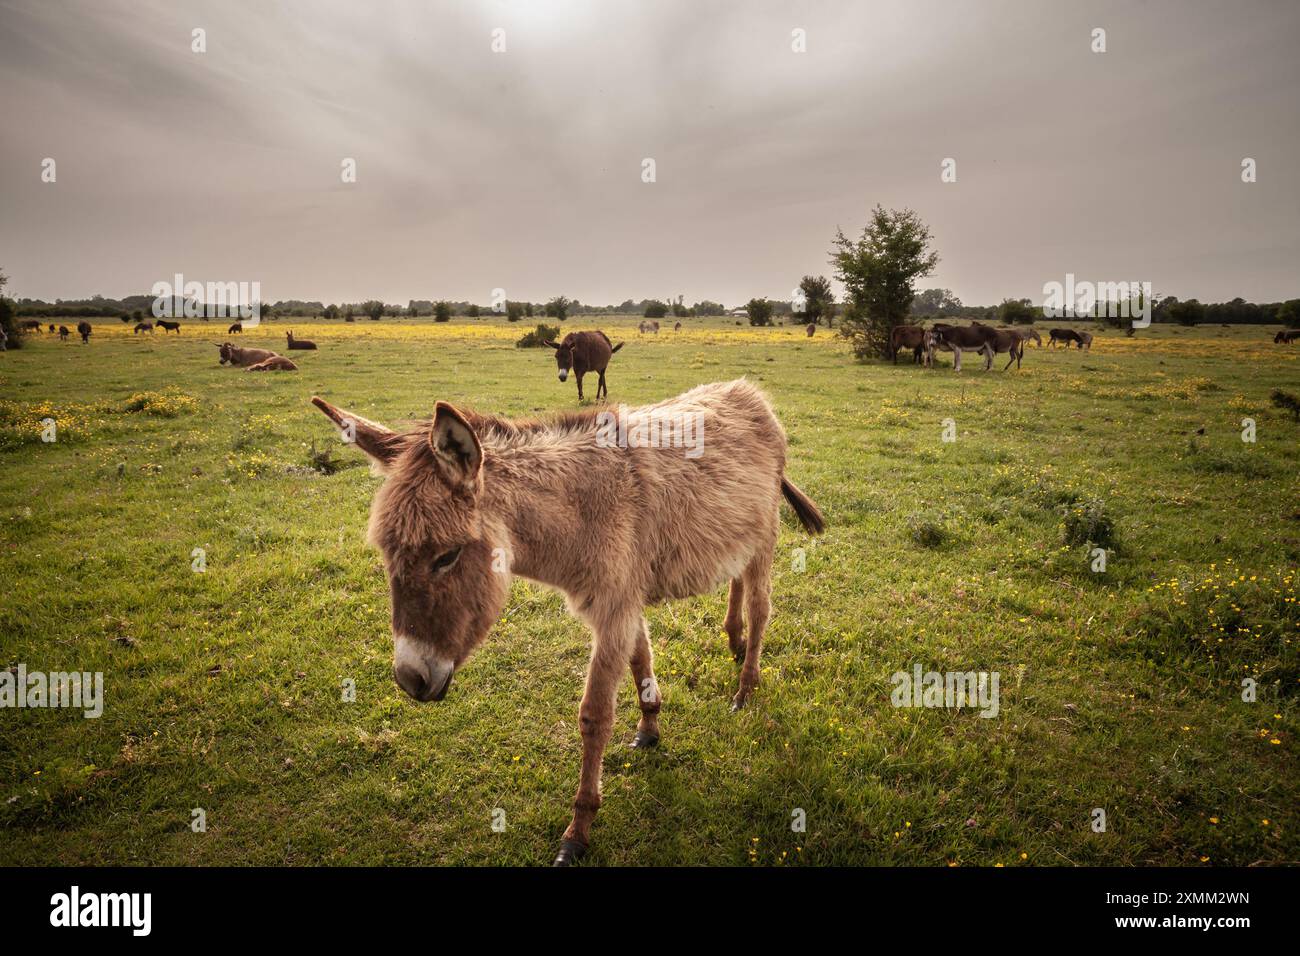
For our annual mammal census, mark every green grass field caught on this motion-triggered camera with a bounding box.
[1,316,1297,866]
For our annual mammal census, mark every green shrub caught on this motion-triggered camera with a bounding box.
[515,323,560,348]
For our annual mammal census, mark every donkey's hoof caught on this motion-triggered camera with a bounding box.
[631,730,659,749]
[552,839,587,867]
[730,694,747,712]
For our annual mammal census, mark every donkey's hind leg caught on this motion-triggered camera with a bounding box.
[732,551,773,712]
[628,616,661,748]
[723,578,746,661]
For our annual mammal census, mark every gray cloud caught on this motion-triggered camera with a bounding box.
[1,0,1297,307]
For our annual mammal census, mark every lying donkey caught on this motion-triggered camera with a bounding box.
[217,342,277,366]
[311,379,824,866]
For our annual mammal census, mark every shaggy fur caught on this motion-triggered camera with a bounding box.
[312,378,824,864]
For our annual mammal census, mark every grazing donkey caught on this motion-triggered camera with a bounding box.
[1048,328,1081,348]
[217,343,278,367]
[806,323,816,337]
[1076,331,1093,349]
[77,320,92,344]
[311,379,825,865]
[546,330,624,401]
[228,322,243,334]
[1274,329,1298,344]
[58,325,70,341]
[47,323,56,333]
[133,321,154,334]
[286,330,318,350]
[20,320,42,332]
[156,319,181,333]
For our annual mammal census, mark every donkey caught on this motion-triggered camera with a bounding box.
[133,321,154,334]
[310,379,825,865]
[228,322,243,334]
[1274,329,1298,344]
[156,319,181,334]
[247,355,298,371]
[47,323,56,333]
[20,320,42,332]
[77,320,92,344]
[890,324,932,366]
[217,342,277,367]
[806,323,816,337]
[1076,331,1093,349]
[286,330,318,350]
[546,330,624,401]
[982,325,1030,370]
[1048,328,1081,348]
[58,325,70,341]
[931,323,995,371]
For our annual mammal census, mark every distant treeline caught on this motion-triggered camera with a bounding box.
[11,290,1299,327]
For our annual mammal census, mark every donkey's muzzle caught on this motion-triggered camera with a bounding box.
[394,659,452,702]
[557,370,568,382]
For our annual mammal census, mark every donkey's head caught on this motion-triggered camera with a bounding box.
[311,397,508,703]
[217,343,231,364]
[546,336,575,382]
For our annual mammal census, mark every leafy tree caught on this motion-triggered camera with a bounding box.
[997,298,1037,325]
[644,300,669,319]
[746,297,774,326]
[466,304,481,318]
[506,301,524,322]
[434,301,452,322]
[362,300,384,321]
[692,300,726,317]
[0,267,21,349]
[799,275,835,327]
[1167,298,1204,326]
[545,296,570,320]
[1277,299,1300,329]
[831,205,940,359]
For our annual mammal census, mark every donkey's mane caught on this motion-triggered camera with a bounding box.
[396,407,603,451]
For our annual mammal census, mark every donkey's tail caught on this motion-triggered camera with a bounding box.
[610,341,624,354]
[781,476,825,535]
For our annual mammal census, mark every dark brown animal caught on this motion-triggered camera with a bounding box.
[77,321,92,344]
[286,330,317,350]
[228,322,243,334]
[156,319,181,333]
[1048,328,1081,348]
[1274,329,1299,344]
[20,320,42,332]
[58,325,70,341]
[47,324,55,333]
[310,379,824,866]
[674,322,682,331]
[547,331,623,401]
[930,322,995,371]
[217,343,278,367]
[890,324,933,365]
[133,321,154,334]
[981,325,1029,370]
[247,355,298,372]
[806,323,816,337]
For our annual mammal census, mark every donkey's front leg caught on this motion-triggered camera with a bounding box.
[553,614,636,866]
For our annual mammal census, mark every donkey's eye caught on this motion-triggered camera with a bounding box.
[431,547,462,573]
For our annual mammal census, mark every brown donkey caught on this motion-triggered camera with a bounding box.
[311,379,824,865]
[546,330,624,401]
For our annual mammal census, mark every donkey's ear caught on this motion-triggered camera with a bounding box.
[545,340,560,349]
[311,396,403,472]
[429,402,482,490]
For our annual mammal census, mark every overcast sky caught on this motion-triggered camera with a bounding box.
[1,0,1297,308]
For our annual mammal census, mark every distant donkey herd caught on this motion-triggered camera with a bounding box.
[890,321,1101,371]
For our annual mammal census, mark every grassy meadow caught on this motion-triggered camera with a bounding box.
[1,315,1297,866]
